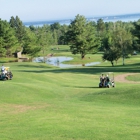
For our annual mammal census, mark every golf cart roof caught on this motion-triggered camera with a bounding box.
[101,72,114,74]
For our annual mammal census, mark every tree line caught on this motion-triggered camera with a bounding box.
[0,15,140,66]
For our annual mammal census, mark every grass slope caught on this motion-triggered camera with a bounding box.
[0,47,140,140]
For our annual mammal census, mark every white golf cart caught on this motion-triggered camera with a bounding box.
[99,72,115,88]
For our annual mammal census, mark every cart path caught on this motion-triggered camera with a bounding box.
[115,73,140,83]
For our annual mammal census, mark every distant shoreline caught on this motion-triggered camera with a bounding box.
[23,13,140,27]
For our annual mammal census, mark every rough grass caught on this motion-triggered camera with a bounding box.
[0,47,140,140]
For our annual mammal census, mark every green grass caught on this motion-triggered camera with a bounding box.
[0,57,18,63]
[0,47,140,140]
[126,74,140,82]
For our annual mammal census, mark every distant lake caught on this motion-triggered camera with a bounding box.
[33,56,100,68]
[24,13,140,27]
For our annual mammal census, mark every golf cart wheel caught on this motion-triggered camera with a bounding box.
[3,77,7,81]
[107,85,110,88]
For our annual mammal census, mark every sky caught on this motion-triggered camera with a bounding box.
[0,0,140,22]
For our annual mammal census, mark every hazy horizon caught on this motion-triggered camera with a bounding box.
[1,0,140,22]
[23,13,140,23]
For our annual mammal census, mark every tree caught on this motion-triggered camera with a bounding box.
[102,31,121,66]
[96,19,106,50]
[9,16,26,46]
[59,24,68,45]
[37,25,53,54]
[133,20,140,51]
[0,37,6,57]
[35,25,53,62]
[97,19,105,36]
[102,24,133,66]
[52,29,58,45]
[50,22,61,31]
[66,14,100,59]
[114,27,133,65]
[22,28,41,57]
[103,48,121,66]
[9,16,16,28]
[0,19,19,57]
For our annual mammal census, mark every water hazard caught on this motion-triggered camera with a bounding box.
[33,56,100,68]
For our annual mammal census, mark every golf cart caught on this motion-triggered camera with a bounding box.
[0,67,13,81]
[99,72,115,88]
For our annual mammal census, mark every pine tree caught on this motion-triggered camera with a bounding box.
[0,19,19,57]
[22,28,41,57]
[9,16,26,46]
[66,14,100,59]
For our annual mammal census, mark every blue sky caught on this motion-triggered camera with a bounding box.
[0,0,140,22]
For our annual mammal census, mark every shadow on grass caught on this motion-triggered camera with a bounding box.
[52,49,70,53]
[16,63,56,69]
[14,62,140,74]
[64,85,100,89]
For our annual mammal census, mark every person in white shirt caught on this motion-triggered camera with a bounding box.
[1,64,5,73]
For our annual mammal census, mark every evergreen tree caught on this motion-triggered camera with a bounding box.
[133,20,140,51]
[52,29,58,45]
[9,16,26,46]
[22,28,41,57]
[37,25,53,57]
[0,19,19,57]
[59,24,68,45]
[9,16,16,28]
[97,19,105,36]
[66,14,100,59]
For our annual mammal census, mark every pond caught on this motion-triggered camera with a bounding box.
[33,56,100,68]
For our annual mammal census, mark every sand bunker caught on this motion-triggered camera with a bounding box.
[115,73,140,83]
